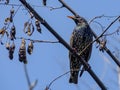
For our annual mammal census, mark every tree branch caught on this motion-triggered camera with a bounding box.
[17,37,59,43]
[24,64,38,90]
[24,64,31,89]
[58,0,78,16]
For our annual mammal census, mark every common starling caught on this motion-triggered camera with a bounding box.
[68,16,93,84]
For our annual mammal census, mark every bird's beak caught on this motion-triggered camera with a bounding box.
[67,16,75,20]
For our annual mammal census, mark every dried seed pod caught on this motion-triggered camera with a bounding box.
[35,19,41,33]
[9,7,14,22]
[22,38,26,44]
[43,0,47,6]
[5,0,9,4]
[31,23,34,35]
[0,28,6,37]
[5,31,9,37]
[5,17,10,23]
[10,13,13,22]
[10,25,16,40]
[9,47,14,60]
[27,41,34,55]
[1,41,3,45]
[24,21,29,33]
[6,42,10,50]
[18,39,27,64]
[10,8,14,15]
[29,12,34,19]
[11,42,15,50]
[99,40,106,52]
[27,23,32,36]
[8,42,15,60]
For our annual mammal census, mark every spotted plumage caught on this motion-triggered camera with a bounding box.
[68,16,93,84]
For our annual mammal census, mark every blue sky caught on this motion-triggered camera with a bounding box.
[0,0,120,90]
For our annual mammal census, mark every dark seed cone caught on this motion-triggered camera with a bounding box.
[9,47,14,60]
[24,22,29,33]
[10,7,14,22]
[18,45,27,64]
[6,42,10,50]
[43,0,47,6]
[27,24,32,36]
[9,53,13,60]
[10,8,14,15]
[8,42,15,60]
[5,0,9,4]
[11,42,15,50]
[10,25,16,40]
[19,39,27,64]
[36,26,41,33]
[27,41,34,55]
[10,14,13,22]
[35,20,41,33]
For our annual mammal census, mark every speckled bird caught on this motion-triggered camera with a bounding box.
[68,16,93,84]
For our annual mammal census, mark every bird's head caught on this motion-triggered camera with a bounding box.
[67,16,87,26]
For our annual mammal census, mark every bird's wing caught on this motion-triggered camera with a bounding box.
[84,42,92,61]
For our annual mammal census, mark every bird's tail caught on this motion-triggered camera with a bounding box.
[69,71,79,84]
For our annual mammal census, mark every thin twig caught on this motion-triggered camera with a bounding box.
[47,69,81,90]
[47,71,70,89]
[89,15,105,24]
[92,21,105,31]
[24,64,31,87]
[89,15,119,24]
[96,16,120,40]
[0,3,22,6]
[16,37,59,43]
[103,26,120,36]
[49,5,64,11]
[58,0,78,16]
[24,64,38,90]
[4,4,22,30]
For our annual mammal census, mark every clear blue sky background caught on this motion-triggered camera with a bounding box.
[0,0,120,90]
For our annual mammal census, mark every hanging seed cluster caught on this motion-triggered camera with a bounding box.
[24,22,34,36]
[4,38,34,64]
[0,7,38,64]
[0,1,50,64]
[0,1,52,64]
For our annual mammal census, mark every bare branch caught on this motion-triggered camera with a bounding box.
[24,64,38,90]
[89,15,105,24]
[96,16,120,40]
[16,37,59,43]
[89,15,118,24]
[24,64,31,88]
[103,26,120,36]
[58,0,78,16]
[49,5,63,11]
[47,69,81,90]
[46,71,70,90]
